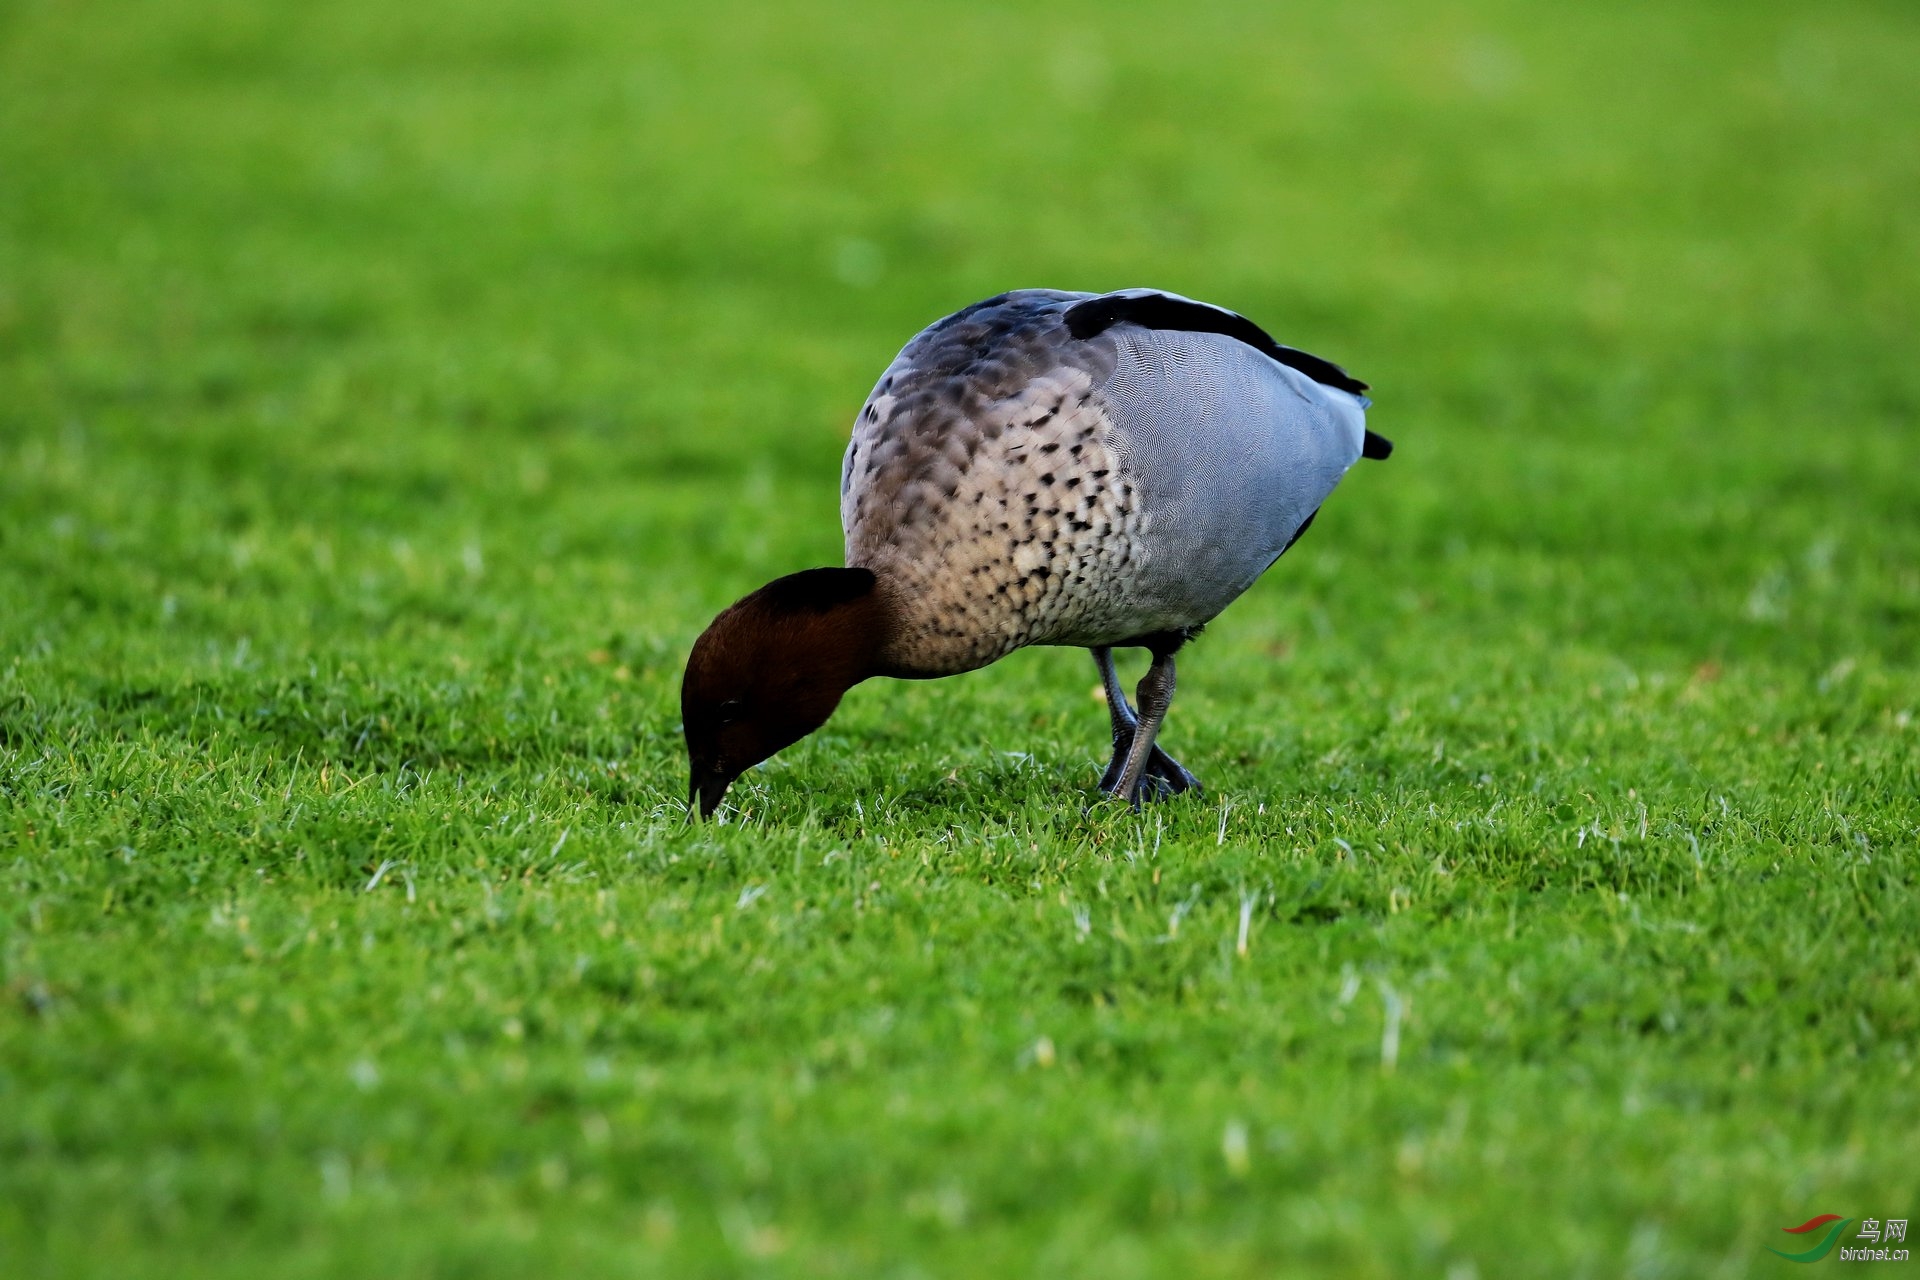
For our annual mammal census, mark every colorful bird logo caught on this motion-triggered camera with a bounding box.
[1768,1214,1853,1262]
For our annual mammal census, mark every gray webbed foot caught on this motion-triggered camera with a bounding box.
[1098,729,1202,806]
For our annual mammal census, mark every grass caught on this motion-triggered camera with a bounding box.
[2,0,1917,1275]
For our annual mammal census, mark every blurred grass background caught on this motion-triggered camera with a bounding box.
[2,0,1917,1276]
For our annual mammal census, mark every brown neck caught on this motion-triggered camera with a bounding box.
[799,582,891,693]
[745,565,894,692]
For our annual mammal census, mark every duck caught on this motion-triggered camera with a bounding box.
[682,287,1389,817]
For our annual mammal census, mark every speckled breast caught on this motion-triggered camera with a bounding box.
[840,295,1152,676]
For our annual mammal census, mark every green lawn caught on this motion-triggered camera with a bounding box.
[3,0,1917,1275]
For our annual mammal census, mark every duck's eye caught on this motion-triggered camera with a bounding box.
[715,699,746,726]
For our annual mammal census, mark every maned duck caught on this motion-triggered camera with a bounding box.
[682,288,1389,816]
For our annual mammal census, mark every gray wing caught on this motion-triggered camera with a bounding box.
[1089,315,1371,629]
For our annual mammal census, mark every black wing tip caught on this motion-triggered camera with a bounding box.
[1061,295,1118,341]
[1064,291,1369,396]
[1362,430,1393,460]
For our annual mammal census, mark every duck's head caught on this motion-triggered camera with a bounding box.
[681,567,885,818]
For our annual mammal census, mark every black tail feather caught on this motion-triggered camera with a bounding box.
[1362,429,1393,460]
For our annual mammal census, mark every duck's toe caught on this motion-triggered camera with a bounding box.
[1098,728,1134,793]
[1127,773,1179,810]
[1095,732,1199,807]
[1145,745,1201,796]
[1099,759,1201,808]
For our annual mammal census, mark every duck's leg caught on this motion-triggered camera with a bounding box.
[1104,649,1200,807]
[1092,647,1137,792]
[1093,647,1202,800]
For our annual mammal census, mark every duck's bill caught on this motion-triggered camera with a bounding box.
[687,766,737,820]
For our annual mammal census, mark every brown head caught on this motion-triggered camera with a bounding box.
[681,567,887,818]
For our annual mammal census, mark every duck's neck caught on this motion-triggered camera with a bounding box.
[752,565,896,688]
[849,557,1016,679]
[842,563,956,681]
